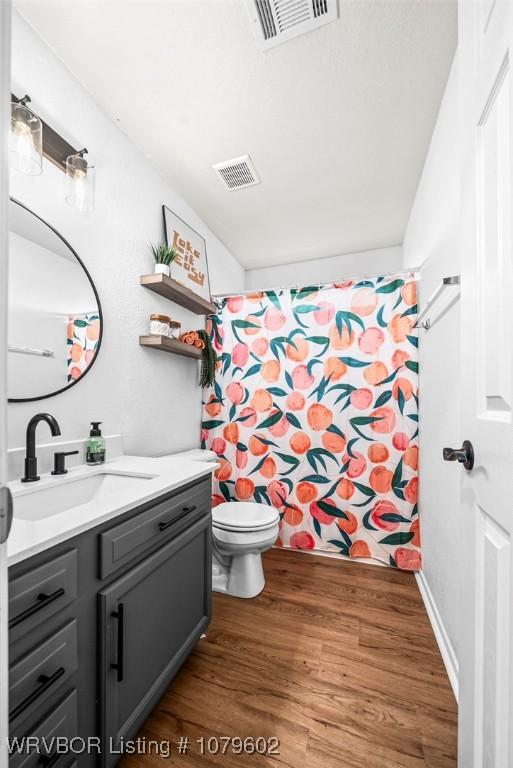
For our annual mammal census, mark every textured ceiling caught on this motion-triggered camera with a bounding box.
[15,0,457,269]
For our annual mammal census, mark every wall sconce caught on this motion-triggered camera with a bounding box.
[65,149,95,213]
[10,95,43,176]
[10,92,95,213]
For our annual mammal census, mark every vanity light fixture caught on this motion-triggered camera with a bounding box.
[10,95,43,176]
[10,92,96,213]
[65,149,95,213]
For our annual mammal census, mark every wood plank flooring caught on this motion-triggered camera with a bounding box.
[120,548,457,768]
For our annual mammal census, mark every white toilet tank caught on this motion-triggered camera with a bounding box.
[164,449,217,462]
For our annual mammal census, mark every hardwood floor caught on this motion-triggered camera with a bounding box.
[120,548,457,768]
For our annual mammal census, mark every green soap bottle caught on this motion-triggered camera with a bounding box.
[86,422,106,464]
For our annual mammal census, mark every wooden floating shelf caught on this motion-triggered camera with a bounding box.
[140,273,217,315]
[139,335,202,359]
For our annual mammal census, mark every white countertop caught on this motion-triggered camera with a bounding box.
[8,454,218,566]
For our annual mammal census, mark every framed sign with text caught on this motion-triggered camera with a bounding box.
[162,205,211,301]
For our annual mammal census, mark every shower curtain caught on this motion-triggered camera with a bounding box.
[201,274,420,571]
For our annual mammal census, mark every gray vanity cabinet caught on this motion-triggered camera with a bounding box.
[98,513,211,767]
[8,475,212,768]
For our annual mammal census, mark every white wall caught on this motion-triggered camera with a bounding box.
[8,11,244,463]
[245,245,403,291]
[402,54,461,677]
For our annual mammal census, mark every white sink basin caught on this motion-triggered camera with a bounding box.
[13,471,153,522]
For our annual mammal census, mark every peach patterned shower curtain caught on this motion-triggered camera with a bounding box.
[201,274,420,570]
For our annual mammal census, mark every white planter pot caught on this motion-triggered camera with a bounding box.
[154,263,170,277]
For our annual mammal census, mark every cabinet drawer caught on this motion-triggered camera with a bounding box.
[10,621,78,729]
[9,551,78,644]
[99,478,211,578]
[9,689,78,768]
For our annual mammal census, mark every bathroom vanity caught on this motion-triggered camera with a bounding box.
[7,458,214,768]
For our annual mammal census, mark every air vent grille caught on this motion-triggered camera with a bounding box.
[247,0,337,49]
[213,155,261,191]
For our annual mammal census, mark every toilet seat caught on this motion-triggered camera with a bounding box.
[212,501,280,532]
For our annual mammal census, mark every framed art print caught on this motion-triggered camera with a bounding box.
[162,205,212,301]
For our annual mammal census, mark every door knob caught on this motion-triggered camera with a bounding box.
[443,440,474,470]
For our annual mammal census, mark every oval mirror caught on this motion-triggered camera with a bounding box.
[8,198,102,402]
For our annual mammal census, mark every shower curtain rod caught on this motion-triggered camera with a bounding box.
[212,267,420,300]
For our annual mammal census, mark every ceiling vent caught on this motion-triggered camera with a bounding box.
[212,155,261,191]
[247,0,338,50]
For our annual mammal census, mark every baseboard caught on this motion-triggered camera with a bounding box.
[415,571,459,702]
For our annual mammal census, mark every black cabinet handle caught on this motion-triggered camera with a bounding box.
[9,588,65,629]
[110,603,124,682]
[9,667,65,722]
[38,753,60,767]
[158,505,197,531]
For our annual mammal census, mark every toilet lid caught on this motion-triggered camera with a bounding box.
[212,501,280,530]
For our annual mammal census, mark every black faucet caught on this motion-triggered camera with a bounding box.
[21,413,62,483]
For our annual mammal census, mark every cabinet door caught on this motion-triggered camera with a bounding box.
[98,512,211,767]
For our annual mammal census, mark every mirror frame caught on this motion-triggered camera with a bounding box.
[8,198,103,403]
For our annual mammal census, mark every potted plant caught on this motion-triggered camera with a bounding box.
[149,242,177,277]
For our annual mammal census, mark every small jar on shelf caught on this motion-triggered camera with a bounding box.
[149,313,171,336]
[169,320,181,339]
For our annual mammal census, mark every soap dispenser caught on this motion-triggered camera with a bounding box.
[86,422,106,464]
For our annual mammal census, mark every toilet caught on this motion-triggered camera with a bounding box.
[165,449,280,598]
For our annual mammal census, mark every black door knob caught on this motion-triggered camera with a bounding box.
[443,440,474,470]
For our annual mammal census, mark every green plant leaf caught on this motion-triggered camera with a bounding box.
[232,319,260,329]
[257,410,283,429]
[254,435,279,447]
[328,540,350,556]
[275,452,300,466]
[202,420,224,429]
[352,482,376,497]
[267,291,281,309]
[254,486,271,505]
[376,279,404,294]
[219,482,232,502]
[379,532,415,545]
[379,513,412,523]
[392,458,403,488]
[285,412,301,428]
[346,437,359,458]
[376,367,401,385]
[242,363,262,379]
[294,287,318,300]
[350,423,375,441]
[374,390,392,408]
[377,306,387,328]
[350,416,383,426]
[301,474,331,483]
[307,450,325,473]
[363,510,377,530]
[405,360,419,373]
[267,387,287,396]
[326,422,346,439]
[340,357,370,367]
[317,499,349,519]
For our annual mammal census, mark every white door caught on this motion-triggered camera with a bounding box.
[458,1,513,766]
[0,1,11,766]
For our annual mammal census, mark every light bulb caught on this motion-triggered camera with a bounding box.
[65,152,95,213]
[9,101,43,176]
